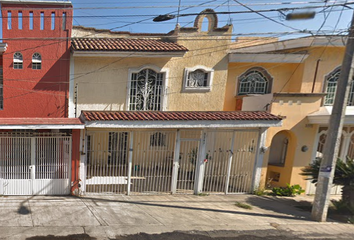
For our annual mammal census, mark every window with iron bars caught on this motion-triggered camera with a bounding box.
[238,67,272,95]
[108,132,128,165]
[129,68,164,111]
[150,132,166,147]
[183,66,213,92]
[324,68,354,106]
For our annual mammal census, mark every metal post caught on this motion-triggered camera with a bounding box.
[312,11,354,222]
[30,137,36,195]
[171,129,181,194]
[127,131,134,195]
[225,131,235,194]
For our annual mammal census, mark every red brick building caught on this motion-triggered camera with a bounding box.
[0,0,82,196]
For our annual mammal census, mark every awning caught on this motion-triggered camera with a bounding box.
[0,118,84,129]
[80,111,283,129]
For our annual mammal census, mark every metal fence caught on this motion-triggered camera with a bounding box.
[84,129,260,195]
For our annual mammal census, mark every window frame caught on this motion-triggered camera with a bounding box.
[237,67,273,96]
[182,65,214,92]
[13,52,23,70]
[324,66,354,106]
[32,52,42,70]
[127,65,168,111]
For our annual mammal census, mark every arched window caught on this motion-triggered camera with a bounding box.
[129,68,164,111]
[238,67,272,95]
[13,52,23,69]
[32,53,42,70]
[324,67,354,106]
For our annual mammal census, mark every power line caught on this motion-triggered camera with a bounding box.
[2,2,354,18]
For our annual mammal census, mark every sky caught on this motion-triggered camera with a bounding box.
[68,0,354,40]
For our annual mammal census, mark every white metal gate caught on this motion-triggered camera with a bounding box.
[203,130,259,194]
[0,134,71,195]
[176,139,200,193]
[84,129,260,195]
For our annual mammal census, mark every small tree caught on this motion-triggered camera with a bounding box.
[301,158,354,209]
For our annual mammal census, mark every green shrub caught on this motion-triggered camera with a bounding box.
[331,199,354,215]
[272,184,305,197]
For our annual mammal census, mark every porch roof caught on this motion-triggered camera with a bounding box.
[80,111,283,129]
[0,118,84,129]
[308,106,354,125]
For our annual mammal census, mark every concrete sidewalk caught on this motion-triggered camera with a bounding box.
[0,194,353,239]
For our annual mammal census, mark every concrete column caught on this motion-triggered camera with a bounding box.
[225,131,236,194]
[171,129,181,194]
[339,128,351,161]
[251,128,267,191]
[194,130,207,194]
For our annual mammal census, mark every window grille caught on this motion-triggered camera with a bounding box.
[13,52,23,69]
[129,68,164,111]
[32,53,42,70]
[324,68,354,106]
[186,70,208,88]
[150,132,166,147]
[238,68,271,95]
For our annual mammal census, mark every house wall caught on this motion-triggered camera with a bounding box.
[1,3,72,117]
[224,62,301,111]
[224,45,347,190]
[71,17,232,115]
[264,96,322,188]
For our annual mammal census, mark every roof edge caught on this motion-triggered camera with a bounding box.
[0,0,72,6]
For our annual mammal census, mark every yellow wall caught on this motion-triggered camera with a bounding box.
[223,44,347,190]
[265,96,322,188]
[73,19,232,113]
[224,62,301,111]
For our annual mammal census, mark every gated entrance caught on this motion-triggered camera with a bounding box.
[0,133,72,195]
[84,129,261,195]
[176,139,200,193]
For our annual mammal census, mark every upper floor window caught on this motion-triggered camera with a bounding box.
[129,68,164,111]
[237,67,272,95]
[13,52,23,69]
[183,66,214,92]
[324,67,354,106]
[32,53,42,70]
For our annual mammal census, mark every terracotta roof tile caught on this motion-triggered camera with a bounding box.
[0,118,83,126]
[81,111,283,122]
[72,38,188,52]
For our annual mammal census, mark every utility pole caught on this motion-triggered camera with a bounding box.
[311,11,354,222]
